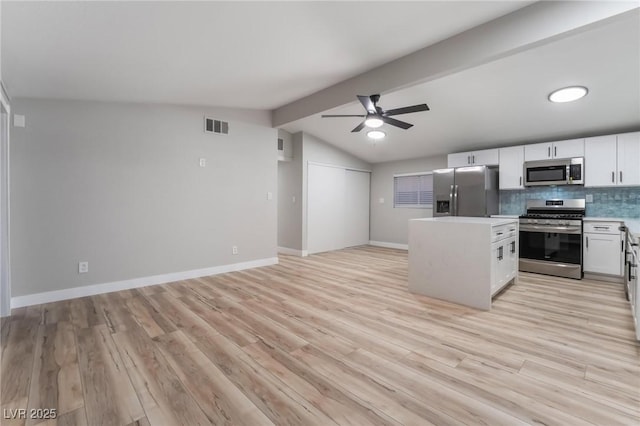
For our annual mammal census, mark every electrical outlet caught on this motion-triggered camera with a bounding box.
[379,197,385,204]
[199,158,206,167]
[78,261,89,274]
[586,194,593,203]
[292,195,296,203]
[232,246,238,255]
[267,191,273,200]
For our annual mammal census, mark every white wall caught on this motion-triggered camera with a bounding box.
[10,99,277,298]
[277,130,302,250]
[0,90,9,316]
[300,132,371,251]
[370,154,447,246]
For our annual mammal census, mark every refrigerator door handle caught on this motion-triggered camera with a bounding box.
[453,185,459,216]
[449,185,454,215]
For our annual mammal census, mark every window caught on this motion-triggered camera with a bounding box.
[394,172,433,208]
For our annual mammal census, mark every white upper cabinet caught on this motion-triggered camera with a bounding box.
[473,149,500,166]
[524,142,552,161]
[554,139,585,159]
[617,132,640,186]
[448,152,473,168]
[499,146,524,190]
[585,132,640,187]
[524,139,584,161]
[448,148,499,168]
[585,135,617,187]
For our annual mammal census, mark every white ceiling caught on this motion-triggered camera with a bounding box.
[1,1,530,109]
[3,1,639,164]
[282,10,640,163]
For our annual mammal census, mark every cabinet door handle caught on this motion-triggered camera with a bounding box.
[472,155,475,164]
[554,146,557,157]
[511,241,516,253]
[519,176,522,186]
[611,171,615,183]
[498,246,503,260]
[548,146,551,157]
[586,236,589,248]
[467,155,471,164]
[622,240,624,252]
[620,171,623,183]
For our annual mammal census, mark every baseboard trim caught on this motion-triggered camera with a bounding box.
[278,246,306,257]
[583,272,624,284]
[369,240,409,250]
[11,257,279,309]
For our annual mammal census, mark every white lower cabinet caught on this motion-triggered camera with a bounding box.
[491,230,518,295]
[583,221,624,276]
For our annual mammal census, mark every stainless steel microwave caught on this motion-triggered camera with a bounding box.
[523,157,584,186]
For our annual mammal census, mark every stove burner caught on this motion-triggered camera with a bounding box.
[519,213,585,219]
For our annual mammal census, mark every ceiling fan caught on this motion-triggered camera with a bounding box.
[321,94,430,133]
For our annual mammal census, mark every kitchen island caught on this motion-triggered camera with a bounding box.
[408,216,518,310]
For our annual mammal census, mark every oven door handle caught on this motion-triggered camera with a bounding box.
[519,224,582,234]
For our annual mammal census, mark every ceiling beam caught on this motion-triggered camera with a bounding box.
[272,1,639,127]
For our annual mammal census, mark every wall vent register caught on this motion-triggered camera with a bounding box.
[204,117,229,134]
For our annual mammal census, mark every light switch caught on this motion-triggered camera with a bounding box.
[267,191,273,200]
[13,114,26,128]
[199,158,206,167]
[292,196,296,204]
[379,197,385,204]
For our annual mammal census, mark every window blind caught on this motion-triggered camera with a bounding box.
[394,173,433,208]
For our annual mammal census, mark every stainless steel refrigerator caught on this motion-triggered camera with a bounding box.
[433,165,499,217]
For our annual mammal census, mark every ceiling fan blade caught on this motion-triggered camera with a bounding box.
[351,121,366,133]
[384,103,430,116]
[321,114,366,118]
[357,95,377,114]
[382,116,413,130]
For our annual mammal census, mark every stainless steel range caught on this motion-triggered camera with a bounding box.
[519,199,585,279]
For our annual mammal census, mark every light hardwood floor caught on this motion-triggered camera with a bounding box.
[1,246,639,425]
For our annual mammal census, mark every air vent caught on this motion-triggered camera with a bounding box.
[277,138,284,151]
[204,117,229,135]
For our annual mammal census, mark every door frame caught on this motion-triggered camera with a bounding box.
[0,83,11,317]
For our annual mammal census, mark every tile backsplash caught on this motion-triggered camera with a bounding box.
[500,186,640,218]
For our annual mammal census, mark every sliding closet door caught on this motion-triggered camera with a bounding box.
[307,163,371,254]
[343,169,370,247]
[307,164,345,254]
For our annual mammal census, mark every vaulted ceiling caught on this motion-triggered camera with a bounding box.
[3,1,639,163]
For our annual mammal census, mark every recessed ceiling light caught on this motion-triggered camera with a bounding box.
[367,130,386,140]
[364,116,384,128]
[548,86,588,103]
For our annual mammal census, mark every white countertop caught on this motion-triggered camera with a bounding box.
[491,215,520,219]
[413,216,517,226]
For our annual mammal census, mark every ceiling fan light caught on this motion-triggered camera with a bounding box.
[364,116,383,128]
[367,130,386,140]
[548,86,588,103]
